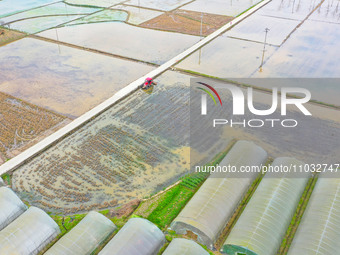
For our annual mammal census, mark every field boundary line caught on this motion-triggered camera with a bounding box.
[0,0,272,175]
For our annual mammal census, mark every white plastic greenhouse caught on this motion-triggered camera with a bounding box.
[288,177,340,254]
[45,211,116,255]
[222,157,309,255]
[162,238,209,255]
[99,218,165,255]
[0,206,60,255]
[0,177,4,186]
[0,187,27,231]
[169,141,268,249]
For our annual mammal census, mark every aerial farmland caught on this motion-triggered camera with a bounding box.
[0,0,339,254]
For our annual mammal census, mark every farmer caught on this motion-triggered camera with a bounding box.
[142,77,157,89]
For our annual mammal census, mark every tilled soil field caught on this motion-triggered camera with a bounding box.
[140,9,233,36]
[0,92,68,163]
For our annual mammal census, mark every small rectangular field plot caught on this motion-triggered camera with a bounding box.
[257,0,323,21]
[252,20,340,105]
[0,0,57,18]
[5,15,83,34]
[38,22,199,64]
[112,5,163,25]
[309,0,340,24]
[176,36,278,78]
[1,2,100,24]
[180,0,262,16]
[225,15,300,46]
[0,38,154,118]
[124,0,193,11]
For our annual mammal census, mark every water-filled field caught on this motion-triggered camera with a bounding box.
[176,36,278,77]
[180,0,262,16]
[253,19,340,98]
[12,72,192,214]
[125,0,193,11]
[0,38,154,118]
[112,5,163,25]
[38,22,199,64]
[64,0,125,8]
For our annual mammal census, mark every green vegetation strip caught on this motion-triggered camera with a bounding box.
[278,175,318,255]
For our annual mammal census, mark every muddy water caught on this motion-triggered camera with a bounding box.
[252,19,340,105]
[257,0,323,20]
[12,71,193,214]
[176,36,278,77]
[38,22,199,64]
[181,0,262,16]
[112,5,163,25]
[125,0,193,11]
[0,38,154,118]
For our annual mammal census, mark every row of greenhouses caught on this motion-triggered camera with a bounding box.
[168,140,340,255]
[169,140,268,249]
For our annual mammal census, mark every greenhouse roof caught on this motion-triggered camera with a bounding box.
[99,218,165,255]
[0,187,27,231]
[222,157,309,255]
[0,206,60,255]
[170,141,267,249]
[45,211,116,255]
[288,177,340,254]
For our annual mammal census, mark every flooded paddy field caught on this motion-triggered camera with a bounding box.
[226,14,300,46]
[309,0,340,23]
[38,22,199,64]
[64,0,126,8]
[0,91,69,163]
[177,0,340,106]
[112,5,163,25]
[176,36,278,77]
[179,0,262,16]
[141,9,233,36]
[0,37,154,118]
[66,9,128,26]
[257,0,323,20]
[11,71,340,214]
[12,71,192,214]
[252,19,340,105]
[124,0,193,11]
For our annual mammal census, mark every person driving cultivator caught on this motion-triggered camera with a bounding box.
[142,77,157,89]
